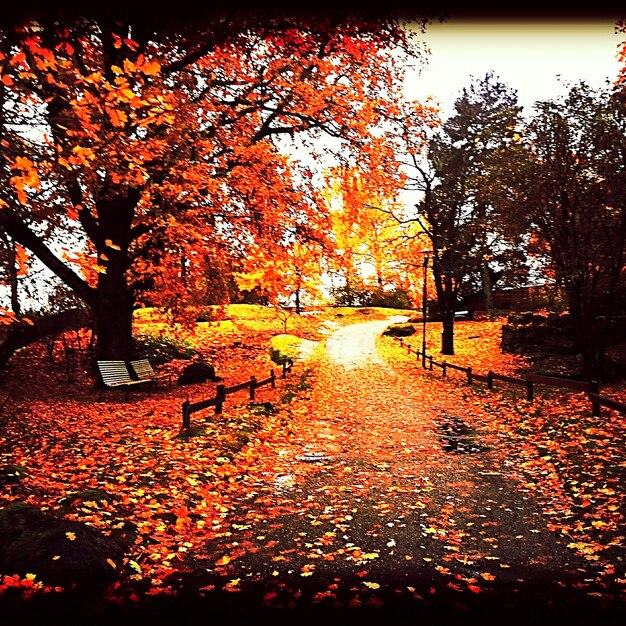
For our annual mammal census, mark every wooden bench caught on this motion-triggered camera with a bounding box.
[130,359,172,390]
[97,360,151,401]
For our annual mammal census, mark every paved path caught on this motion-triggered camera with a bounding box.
[121,319,624,626]
[325,315,408,368]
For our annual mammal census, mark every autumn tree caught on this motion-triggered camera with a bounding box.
[234,193,332,314]
[398,73,522,354]
[497,82,626,379]
[0,9,430,360]
[323,156,418,306]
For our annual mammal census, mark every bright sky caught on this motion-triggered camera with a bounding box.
[405,17,624,119]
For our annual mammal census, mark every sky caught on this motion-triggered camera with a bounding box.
[404,16,624,119]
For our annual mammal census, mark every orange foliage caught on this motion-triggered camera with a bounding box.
[1,313,625,615]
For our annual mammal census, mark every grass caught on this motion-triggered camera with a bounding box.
[133,304,417,347]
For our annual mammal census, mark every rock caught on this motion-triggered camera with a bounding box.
[177,361,221,385]
[382,323,416,337]
[0,502,126,588]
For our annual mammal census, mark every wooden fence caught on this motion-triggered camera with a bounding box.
[394,336,626,417]
[181,359,293,429]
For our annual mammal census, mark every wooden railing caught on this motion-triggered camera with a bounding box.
[181,359,293,429]
[393,336,626,417]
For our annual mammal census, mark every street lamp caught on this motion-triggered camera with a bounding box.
[421,249,431,369]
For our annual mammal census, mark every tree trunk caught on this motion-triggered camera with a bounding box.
[433,266,456,355]
[294,289,302,315]
[441,311,455,355]
[565,281,604,381]
[94,268,135,361]
[344,274,355,306]
[480,259,494,317]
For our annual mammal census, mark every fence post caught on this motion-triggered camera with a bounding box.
[487,371,494,390]
[467,366,472,385]
[215,384,225,414]
[407,344,412,354]
[399,338,403,348]
[526,378,534,402]
[249,376,257,401]
[270,369,276,389]
[182,400,191,430]
[590,381,601,416]
[429,355,433,370]
[442,361,447,378]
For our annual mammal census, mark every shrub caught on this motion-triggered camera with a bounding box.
[133,333,197,365]
[382,323,416,337]
[269,334,301,365]
[332,284,413,309]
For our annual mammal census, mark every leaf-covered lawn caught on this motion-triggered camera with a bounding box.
[1,311,625,624]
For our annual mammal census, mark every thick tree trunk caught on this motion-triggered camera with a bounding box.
[91,193,139,361]
[93,272,134,361]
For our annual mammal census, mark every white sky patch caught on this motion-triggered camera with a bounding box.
[405,18,623,118]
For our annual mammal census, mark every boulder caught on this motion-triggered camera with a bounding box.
[0,502,126,588]
[177,361,221,385]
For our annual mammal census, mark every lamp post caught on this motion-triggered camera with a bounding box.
[421,249,431,369]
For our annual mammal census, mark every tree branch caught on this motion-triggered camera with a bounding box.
[0,208,96,307]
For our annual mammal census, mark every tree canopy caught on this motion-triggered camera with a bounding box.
[0,9,432,358]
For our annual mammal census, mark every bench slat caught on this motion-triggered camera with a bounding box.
[97,360,151,401]
[130,359,171,390]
